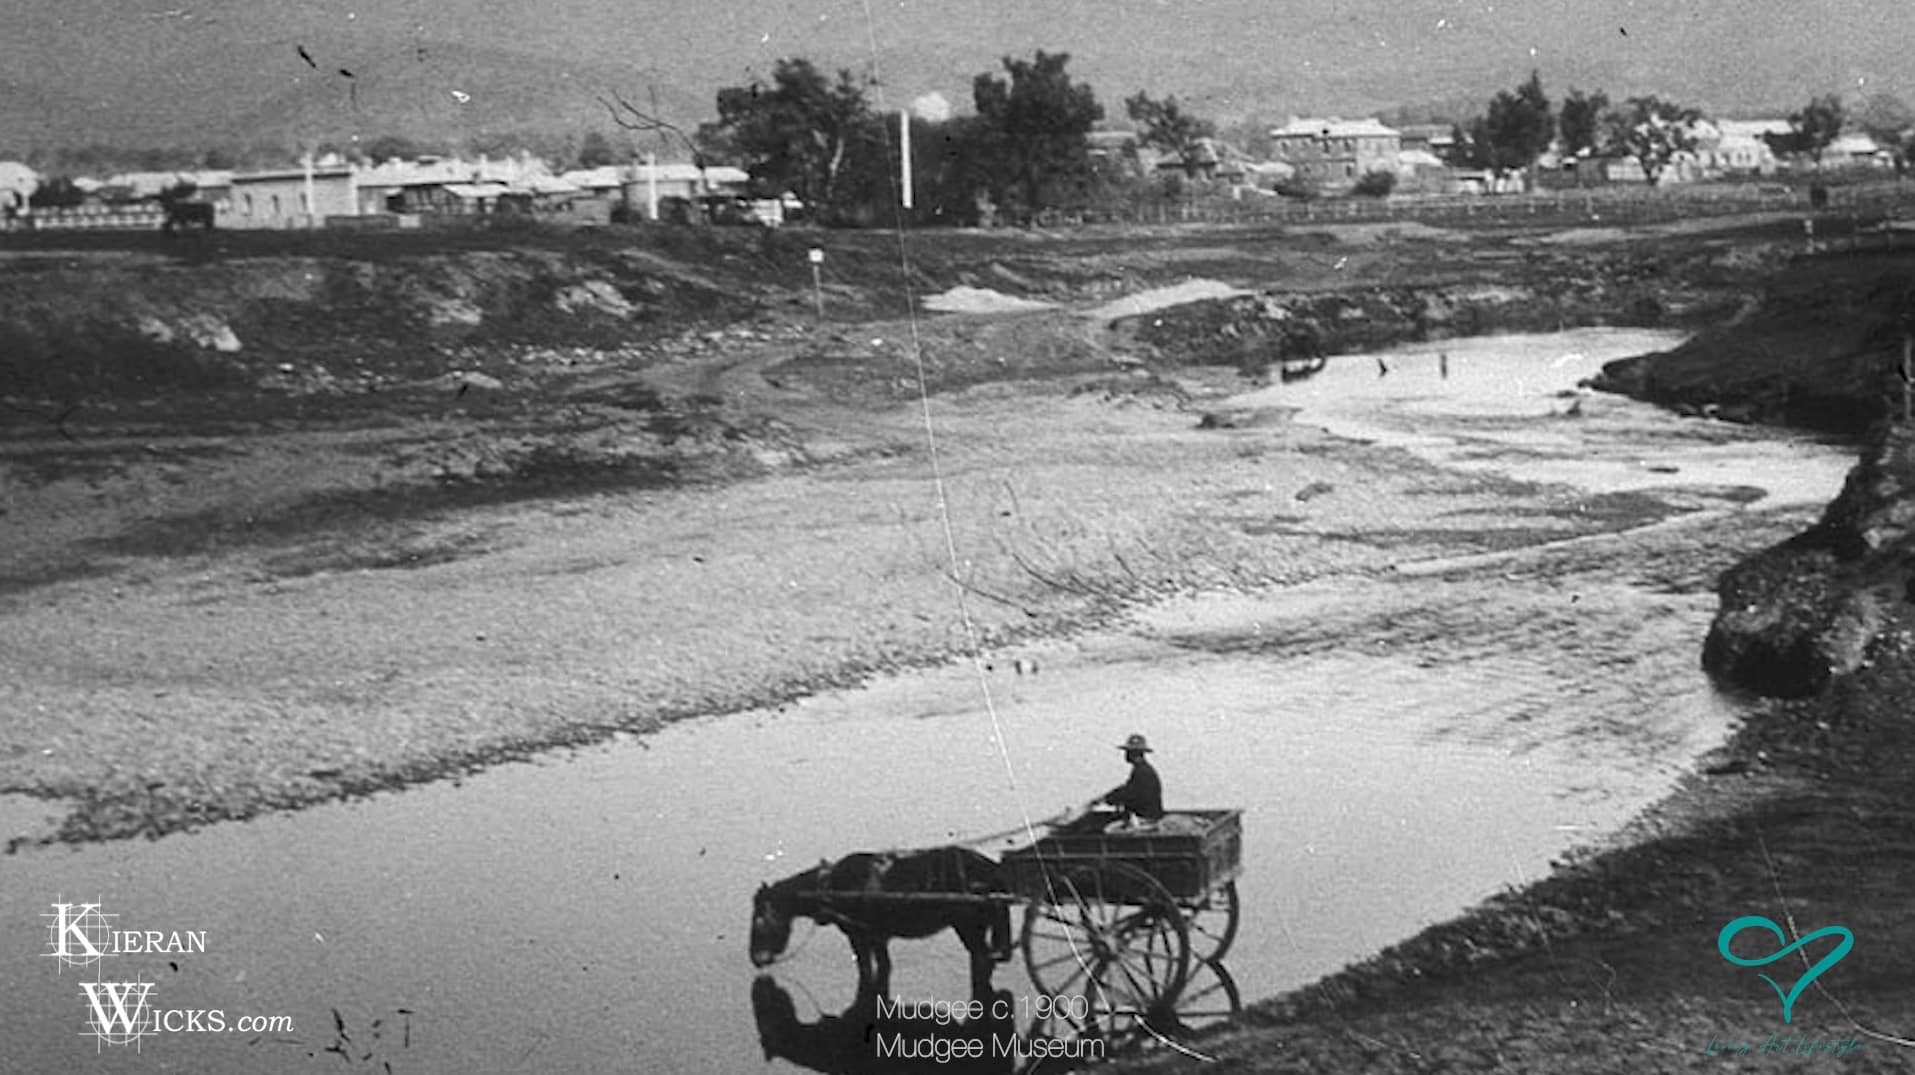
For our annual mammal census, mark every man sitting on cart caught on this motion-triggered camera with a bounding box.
[1095,733,1164,830]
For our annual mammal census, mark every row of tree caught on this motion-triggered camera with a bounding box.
[620,51,1206,226]
[1449,73,1915,185]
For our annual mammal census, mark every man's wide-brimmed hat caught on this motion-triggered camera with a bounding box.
[1118,733,1153,753]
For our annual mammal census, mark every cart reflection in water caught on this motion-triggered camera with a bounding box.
[748,807,1244,1070]
[752,960,1241,1075]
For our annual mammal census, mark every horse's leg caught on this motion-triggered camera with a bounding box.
[870,939,892,996]
[960,921,997,1001]
[990,902,1013,961]
[847,930,878,991]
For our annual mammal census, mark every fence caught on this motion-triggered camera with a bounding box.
[1046,178,1915,231]
[1,204,168,232]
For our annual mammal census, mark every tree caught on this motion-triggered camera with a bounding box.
[1856,93,1913,142]
[1125,92,1217,179]
[1789,94,1846,163]
[1602,96,1702,186]
[1352,170,1397,197]
[708,58,879,216]
[361,135,425,164]
[1480,70,1553,175]
[576,131,619,168]
[1558,88,1610,158]
[970,51,1104,222]
[28,177,85,209]
[1444,121,1486,168]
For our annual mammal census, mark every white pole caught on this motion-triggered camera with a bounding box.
[900,109,913,211]
[303,152,316,229]
[646,152,659,221]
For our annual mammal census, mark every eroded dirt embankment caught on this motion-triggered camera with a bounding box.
[1104,247,1915,1075]
[1590,248,1915,699]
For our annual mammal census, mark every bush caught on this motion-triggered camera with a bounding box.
[1273,178,1320,201]
[1353,170,1398,197]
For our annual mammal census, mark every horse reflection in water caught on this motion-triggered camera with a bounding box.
[752,961,1244,1075]
[750,846,1013,997]
[753,976,1017,1075]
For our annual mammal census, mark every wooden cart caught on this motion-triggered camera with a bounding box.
[995,808,1243,1019]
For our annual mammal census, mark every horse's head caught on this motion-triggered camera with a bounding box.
[749,882,793,967]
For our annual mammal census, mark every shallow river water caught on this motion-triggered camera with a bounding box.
[1,330,1859,1074]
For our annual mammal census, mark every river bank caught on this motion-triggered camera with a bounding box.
[3,214,1901,1070]
[0,214,1808,847]
[1104,247,1915,1072]
[0,327,1858,1075]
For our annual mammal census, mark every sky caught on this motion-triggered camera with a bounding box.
[4,0,1914,146]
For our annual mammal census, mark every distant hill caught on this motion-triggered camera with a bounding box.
[4,0,1906,163]
[0,77,82,152]
[6,36,707,161]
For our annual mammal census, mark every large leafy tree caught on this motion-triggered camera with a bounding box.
[1788,94,1846,162]
[1125,92,1216,179]
[970,51,1104,221]
[1856,92,1914,144]
[710,58,879,215]
[1479,70,1553,174]
[1602,96,1702,186]
[1558,88,1610,158]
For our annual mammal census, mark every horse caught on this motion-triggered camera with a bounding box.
[749,846,1012,998]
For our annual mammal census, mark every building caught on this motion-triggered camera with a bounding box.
[0,161,37,218]
[1827,132,1891,168]
[619,163,750,216]
[225,165,356,228]
[1702,119,1787,175]
[1268,117,1403,190]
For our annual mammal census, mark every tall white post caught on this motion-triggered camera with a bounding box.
[302,152,317,229]
[900,109,913,211]
[646,152,659,221]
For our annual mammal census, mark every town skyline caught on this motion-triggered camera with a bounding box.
[4,0,1912,155]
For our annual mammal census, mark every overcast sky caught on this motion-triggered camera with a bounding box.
[7,0,1914,126]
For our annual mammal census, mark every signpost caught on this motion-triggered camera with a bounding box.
[808,247,825,321]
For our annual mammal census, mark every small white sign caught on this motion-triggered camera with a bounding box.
[808,248,824,264]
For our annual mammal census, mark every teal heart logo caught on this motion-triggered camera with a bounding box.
[1717,915,1854,1023]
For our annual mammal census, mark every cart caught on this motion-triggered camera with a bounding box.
[992,808,1243,1022]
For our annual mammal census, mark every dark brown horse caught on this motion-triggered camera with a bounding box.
[750,847,1012,998]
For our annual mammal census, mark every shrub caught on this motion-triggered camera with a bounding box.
[1353,170,1398,197]
[1273,178,1319,201]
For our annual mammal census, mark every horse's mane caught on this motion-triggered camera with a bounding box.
[760,846,1000,904]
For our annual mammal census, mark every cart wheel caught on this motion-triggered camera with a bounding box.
[1185,880,1240,964]
[1021,861,1191,1024]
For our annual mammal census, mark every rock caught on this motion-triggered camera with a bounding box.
[134,314,241,352]
[555,280,636,318]
[426,298,485,327]
[180,314,242,352]
[434,370,504,392]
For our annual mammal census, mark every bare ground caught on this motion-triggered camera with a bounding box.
[5,212,1911,1072]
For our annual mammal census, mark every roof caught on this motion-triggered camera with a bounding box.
[1397,148,1446,168]
[1271,116,1402,139]
[0,161,38,193]
[561,166,627,189]
[1830,133,1885,155]
[442,182,512,199]
[1716,119,1793,138]
[232,167,355,184]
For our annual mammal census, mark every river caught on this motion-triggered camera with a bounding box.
[0,329,1857,1074]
